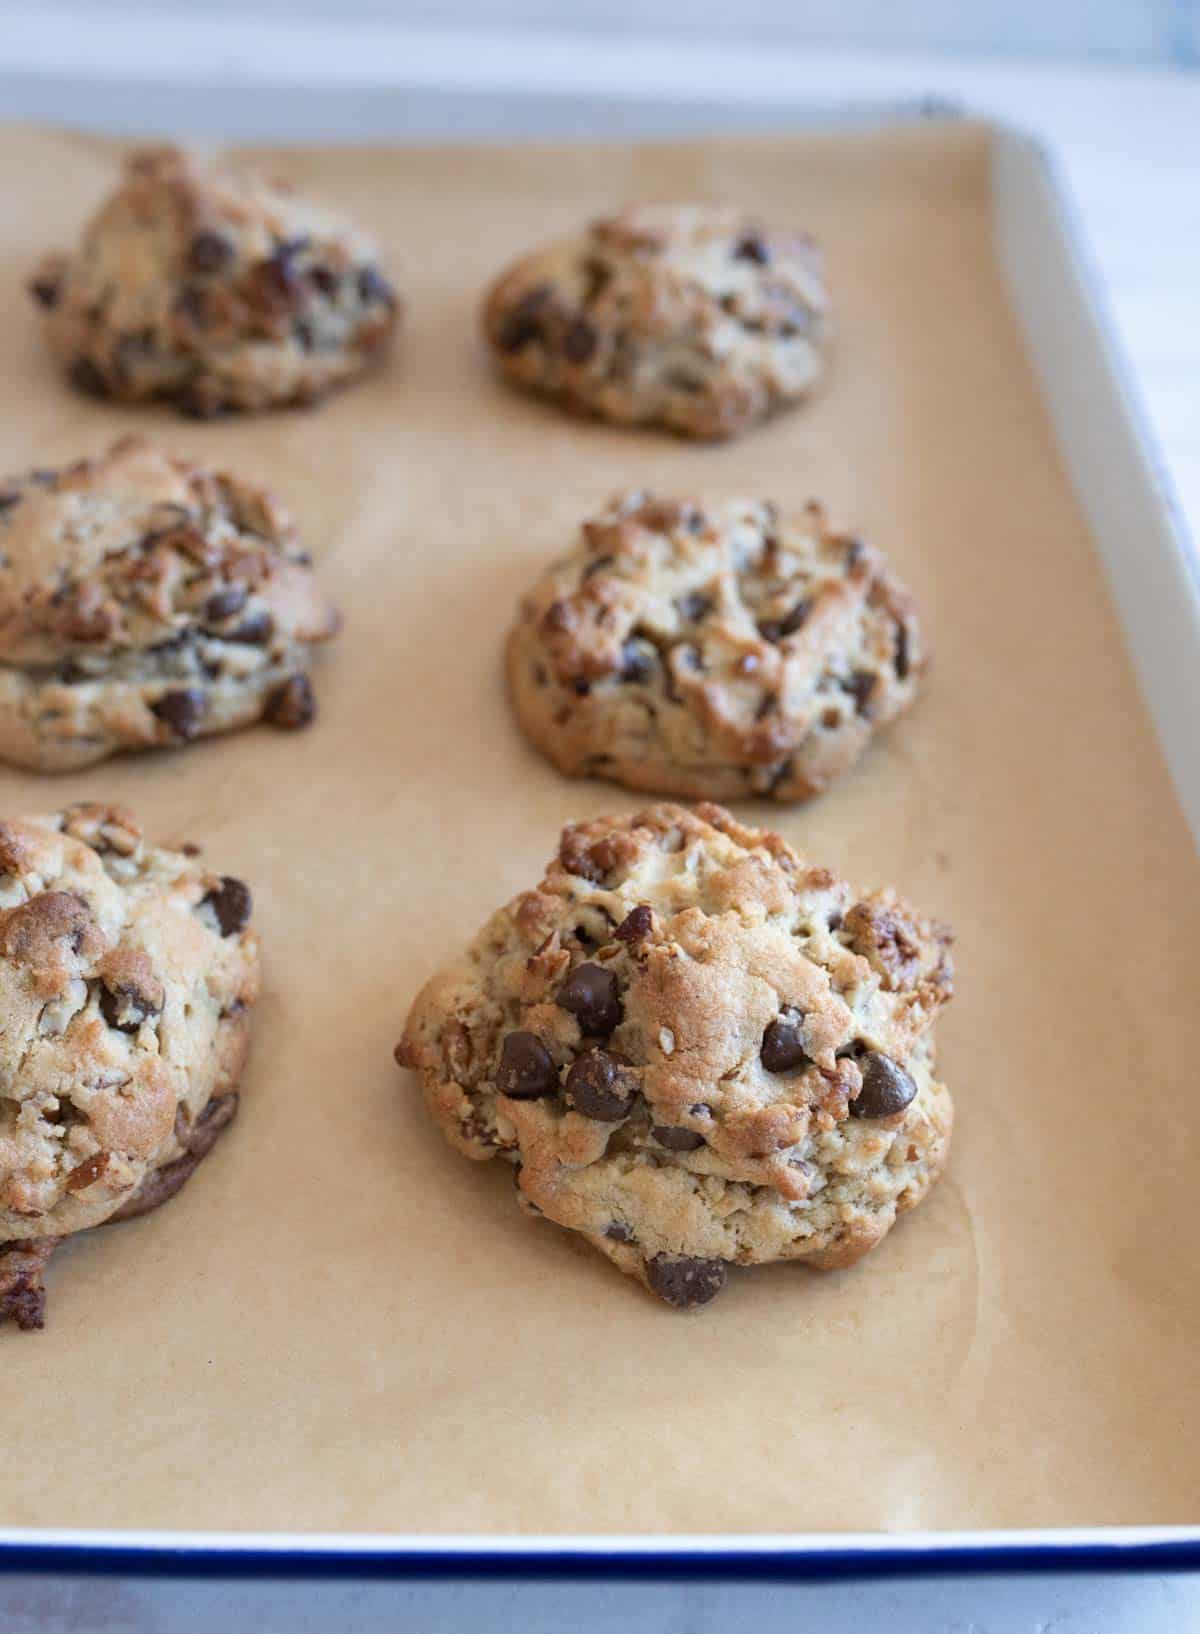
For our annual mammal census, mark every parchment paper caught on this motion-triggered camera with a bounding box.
[2,122,1198,1537]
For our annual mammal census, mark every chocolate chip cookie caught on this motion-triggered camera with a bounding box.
[397,802,954,1309]
[483,203,830,439]
[507,491,924,803]
[0,436,340,772]
[30,146,398,416]
[0,804,259,1330]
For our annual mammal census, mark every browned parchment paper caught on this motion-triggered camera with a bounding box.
[2,122,1198,1537]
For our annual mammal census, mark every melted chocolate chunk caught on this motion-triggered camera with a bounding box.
[496,1031,558,1099]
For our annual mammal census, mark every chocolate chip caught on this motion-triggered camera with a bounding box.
[30,274,60,310]
[761,1009,810,1073]
[358,265,396,308]
[99,981,161,1035]
[556,962,622,1037]
[69,358,108,398]
[255,246,305,304]
[646,1254,726,1309]
[605,1221,634,1244]
[842,670,877,716]
[563,317,597,363]
[294,319,315,352]
[757,600,811,644]
[188,231,235,275]
[652,1125,705,1152]
[226,611,274,645]
[733,232,769,264]
[174,383,226,419]
[678,592,713,622]
[0,489,20,512]
[851,1052,917,1119]
[894,620,910,680]
[570,676,591,697]
[615,904,652,944]
[263,674,316,730]
[565,1049,637,1121]
[844,537,865,571]
[201,876,252,938]
[495,285,552,352]
[310,265,340,297]
[620,640,655,684]
[151,688,208,740]
[204,585,248,623]
[496,1031,558,1100]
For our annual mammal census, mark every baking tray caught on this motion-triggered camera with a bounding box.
[0,115,1198,1585]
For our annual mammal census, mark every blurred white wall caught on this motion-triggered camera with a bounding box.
[24,0,1199,66]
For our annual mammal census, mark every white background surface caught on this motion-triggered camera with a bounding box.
[0,16,1196,1633]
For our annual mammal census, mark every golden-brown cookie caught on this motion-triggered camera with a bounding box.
[30,146,398,416]
[0,804,259,1331]
[398,803,954,1309]
[483,202,830,439]
[0,437,339,771]
[507,491,925,803]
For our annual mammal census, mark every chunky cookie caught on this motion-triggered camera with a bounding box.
[30,146,398,416]
[0,436,340,772]
[0,804,259,1330]
[483,203,830,440]
[507,491,924,803]
[397,803,954,1310]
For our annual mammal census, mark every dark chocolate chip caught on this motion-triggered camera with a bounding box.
[98,980,161,1035]
[757,600,811,644]
[69,358,108,398]
[30,274,60,310]
[563,317,597,363]
[294,318,315,352]
[188,231,235,275]
[556,962,622,1037]
[565,1049,637,1121]
[679,591,713,622]
[651,1124,706,1152]
[201,876,252,938]
[570,676,591,697]
[733,232,769,264]
[0,489,20,511]
[614,904,653,944]
[496,1031,558,1100]
[894,620,910,680]
[760,1009,810,1074]
[264,674,316,730]
[151,688,208,740]
[646,1254,727,1309]
[495,284,552,352]
[842,670,878,716]
[357,265,396,308]
[310,265,340,298]
[851,1052,918,1119]
[204,584,248,623]
[226,610,274,645]
[620,640,655,684]
[605,1221,634,1244]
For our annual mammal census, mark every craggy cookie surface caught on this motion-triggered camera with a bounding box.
[31,146,398,416]
[484,203,830,439]
[398,803,953,1309]
[0,804,259,1330]
[507,491,924,803]
[0,436,339,771]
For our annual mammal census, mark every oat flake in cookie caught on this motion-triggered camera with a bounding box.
[0,437,339,772]
[0,805,259,1331]
[507,492,924,803]
[30,146,398,416]
[483,203,830,440]
[397,803,954,1310]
